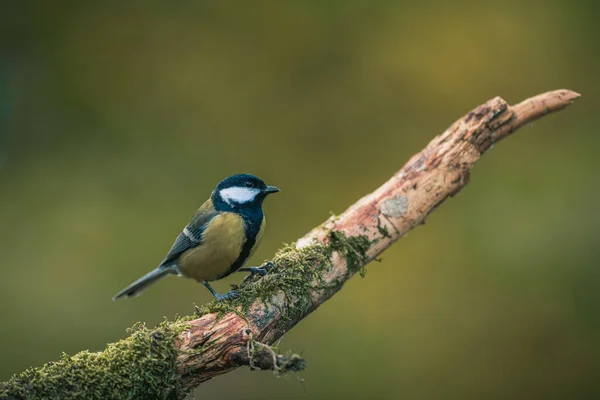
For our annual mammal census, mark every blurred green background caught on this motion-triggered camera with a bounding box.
[1,1,599,399]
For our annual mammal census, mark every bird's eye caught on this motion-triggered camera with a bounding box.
[245,181,254,188]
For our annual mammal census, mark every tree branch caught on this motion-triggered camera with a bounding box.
[0,89,580,400]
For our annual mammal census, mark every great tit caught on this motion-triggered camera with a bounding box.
[113,173,280,301]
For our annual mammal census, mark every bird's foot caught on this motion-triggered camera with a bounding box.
[240,261,276,284]
[214,290,240,302]
[240,261,276,277]
[261,261,276,274]
[202,281,240,302]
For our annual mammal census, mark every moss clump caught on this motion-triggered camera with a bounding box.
[327,230,372,278]
[276,352,306,374]
[193,230,372,328]
[0,321,191,400]
[246,339,306,375]
[192,241,334,329]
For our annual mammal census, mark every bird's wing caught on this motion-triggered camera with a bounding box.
[159,199,220,267]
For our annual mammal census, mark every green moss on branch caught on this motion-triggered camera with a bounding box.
[327,230,372,278]
[0,322,191,400]
[193,229,372,325]
[1,230,371,399]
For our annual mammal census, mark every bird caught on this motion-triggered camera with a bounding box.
[113,173,280,301]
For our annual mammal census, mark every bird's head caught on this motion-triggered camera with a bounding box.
[212,173,280,211]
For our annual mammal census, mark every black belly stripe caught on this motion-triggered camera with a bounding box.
[220,208,263,278]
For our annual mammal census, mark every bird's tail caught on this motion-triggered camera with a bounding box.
[113,266,173,300]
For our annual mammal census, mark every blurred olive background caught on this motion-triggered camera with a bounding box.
[1,1,599,399]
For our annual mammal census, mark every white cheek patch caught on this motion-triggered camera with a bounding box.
[220,186,260,205]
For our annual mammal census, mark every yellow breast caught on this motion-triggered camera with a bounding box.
[178,212,246,282]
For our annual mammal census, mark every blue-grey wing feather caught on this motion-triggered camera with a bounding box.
[159,206,219,267]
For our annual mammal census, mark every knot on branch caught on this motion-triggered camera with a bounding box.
[232,329,306,374]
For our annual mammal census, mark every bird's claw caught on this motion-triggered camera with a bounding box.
[253,261,276,276]
[241,261,276,284]
[262,261,276,272]
[214,290,240,302]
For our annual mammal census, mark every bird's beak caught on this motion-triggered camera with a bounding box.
[263,185,280,195]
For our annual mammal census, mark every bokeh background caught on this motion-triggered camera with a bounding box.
[1,1,599,399]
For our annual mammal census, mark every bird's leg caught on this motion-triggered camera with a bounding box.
[201,281,239,301]
[238,261,276,277]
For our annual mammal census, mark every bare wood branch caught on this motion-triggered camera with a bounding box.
[175,89,580,388]
[1,89,579,400]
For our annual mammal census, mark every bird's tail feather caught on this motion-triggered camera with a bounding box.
[113,267,173,300]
